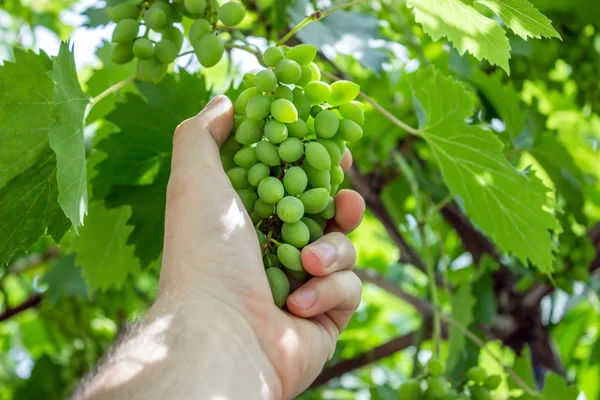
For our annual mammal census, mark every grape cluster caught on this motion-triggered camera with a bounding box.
[221,44,364,307]
[398,360,502,400]
[108,0,246,81]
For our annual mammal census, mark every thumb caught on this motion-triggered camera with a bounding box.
[170,95,234,176]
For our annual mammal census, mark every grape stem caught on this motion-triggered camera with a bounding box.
[90,74,137,107]
[270,238,283,247]
[224,43,261,57]
[276,0,371,46]
[419,194,454,226]
[176,50,195,59]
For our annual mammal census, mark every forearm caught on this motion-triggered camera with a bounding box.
[73,296,282,400]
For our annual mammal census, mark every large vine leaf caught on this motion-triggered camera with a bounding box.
[70,201,140,291]
[48,42,90,232]
[408,67,560,273]
[477,0,560,40]
[407,0,511,72]
[42,254,88,304]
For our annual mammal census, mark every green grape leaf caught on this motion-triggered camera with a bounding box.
[476,0,560,40]
[508,347,536,391]
[407,0,511,72]
[0,49,53,190]
[14,355,64,400]
[70,201,141,291]
[408,67,560,273]
[48,42,90,232]
[539,373,579,400]
[42,254,88,304]
[446,281,477,373]
[0,149,70,265]
[81,6,109,27]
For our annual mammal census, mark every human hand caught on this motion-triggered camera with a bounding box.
[155,95,365,399]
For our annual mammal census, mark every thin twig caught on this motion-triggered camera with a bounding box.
[224,42,261,57]
[0,294,42,323]
[91,75,137,107]
[420,194,453,226]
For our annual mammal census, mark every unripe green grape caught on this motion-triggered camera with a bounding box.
[398,380,422,400]
[314,110,339,139]
[111,42,135,64]
[278,137,304,162]
[302,217,323,242]
[218,2,246,27]
[237,188,258,212]
[133,38,154,59]
[194,34,224,68]
[304,81,331,104]
[310,105,322,118]
[332,136,346,154]
[235,119,264,145]
[266,267,290,308]
[227,167,250,189]
[425,377,448,400]
[483,375,501,391]
[296,64,313,86]
[154,62,168,83]
[292,88,311,121]
[144,8,167,30]
[189,18,212,45]
[264,120,288,144]
[254,69,278,92]
[282,220,310,247]
[330,165,344,186]
[242,71,255,88]
[112,19,139,43]
[340,101,365,125]
[285,44,317,65]
[234,87,260,115]
[254,198,275,218]
[271,99,298,123]
[467,367,487,384]
[221,153,236,171]
[303,162,331,189]
[470,387,493,400]
[330,184,339,196]
[328,80,360,106]
[277,244,303,271]
[305,142,332,171]
[308,61,320,80]
[255,141,281,166]
[263,46,285,67]
[162,26,184,51]
[300,188,330,214]
[320,197,335,219]
[283,166,307,196]
[136,57,161,82]
[246,95,270,120]
[233,116,245,131]
[287,268,307,281]
[258,177,284,204]
[338,119,363,141]
[151,2,175,23]
[287,119,308,138]
[277,196,305,223]
[257,229,266,245]
[427,359,445,377]
[264,253,281,268]
[248,163,270,187]
[222,135,242,154]
[275,59,302,84]
[318,139,342,165]
[184,0,206,14]
[274,85,294,101]
[250,211,262,225]
[233,146,257,168]
[155,39,178,64]
[108,4,140,22]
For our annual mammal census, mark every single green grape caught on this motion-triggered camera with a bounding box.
[275,59,302,84]
[283,166,308,196]
[257,229,266,245]
[257,177,284,204]
[266,267,290,308]
[320,197,335,219]
[218,2,246,27]
[277,196,305,223]
[235,119,264,145]
[285,44,317,65]
[136,57,161,82]
[287,119,308,138]
[483,375,501,391]
[255,141,281,166]
[242,71,255,88]
[467,367,487,384]
[155,39,178,64]
[226,167,250,189]
[184,0,206,14]
[314,110,340,138]
[296,65,313,86]
[340,101,365,125]
[425,377,448,400]
[303,162,331,189]
[300,188,330,214]
[330,165,344,186]
[144,8,166,30]
[194,34,224,68]
[470,387,493,400]
[274,85,294,101]
[427,359,445,377]
[282,220,310,248]
[398,379,422,400]
[328,80,360,107]
[292,88,311,121]
[234,87,260,115]
[163,26,183,51]
[278,137,304,162]
[233,146,257,168]
[318,139,343,166]
[330,184,339,196]
[248,163,270,187]
[271,99,298,123]
[108,4,140,22]
[304,81,331,104]
[308,61,320,80]
[112,42,135,64]
[310,105,322,118]
[254,69,278,92]
[151,2,174,23]
[222,135,242,154]
[305,142,332,171]
[112,19,139,43]
[332,136,347,154]
[263,46,285,68]
[221,153,236,172]
[301,217,323,243]
[337,119,363,141]
[264,253,281,269]
[254,198,275,218]
[277,244,303,271]
[246,95,270,121]
[237,188,257,212]
[264,120,288,144]
[189,18,212,45]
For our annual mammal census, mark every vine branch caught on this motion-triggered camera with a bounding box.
[90,74,137,107]
[0,294,42,323]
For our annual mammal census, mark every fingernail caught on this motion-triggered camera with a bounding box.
[309,242,337,268]
[201,95,230,116]
[290,287,317,309]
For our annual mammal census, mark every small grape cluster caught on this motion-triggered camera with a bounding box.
[398,360,502,400]
[221,44,365,307]
[108,0,246,81]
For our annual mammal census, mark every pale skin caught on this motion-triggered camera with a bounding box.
[74,95,366,400]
